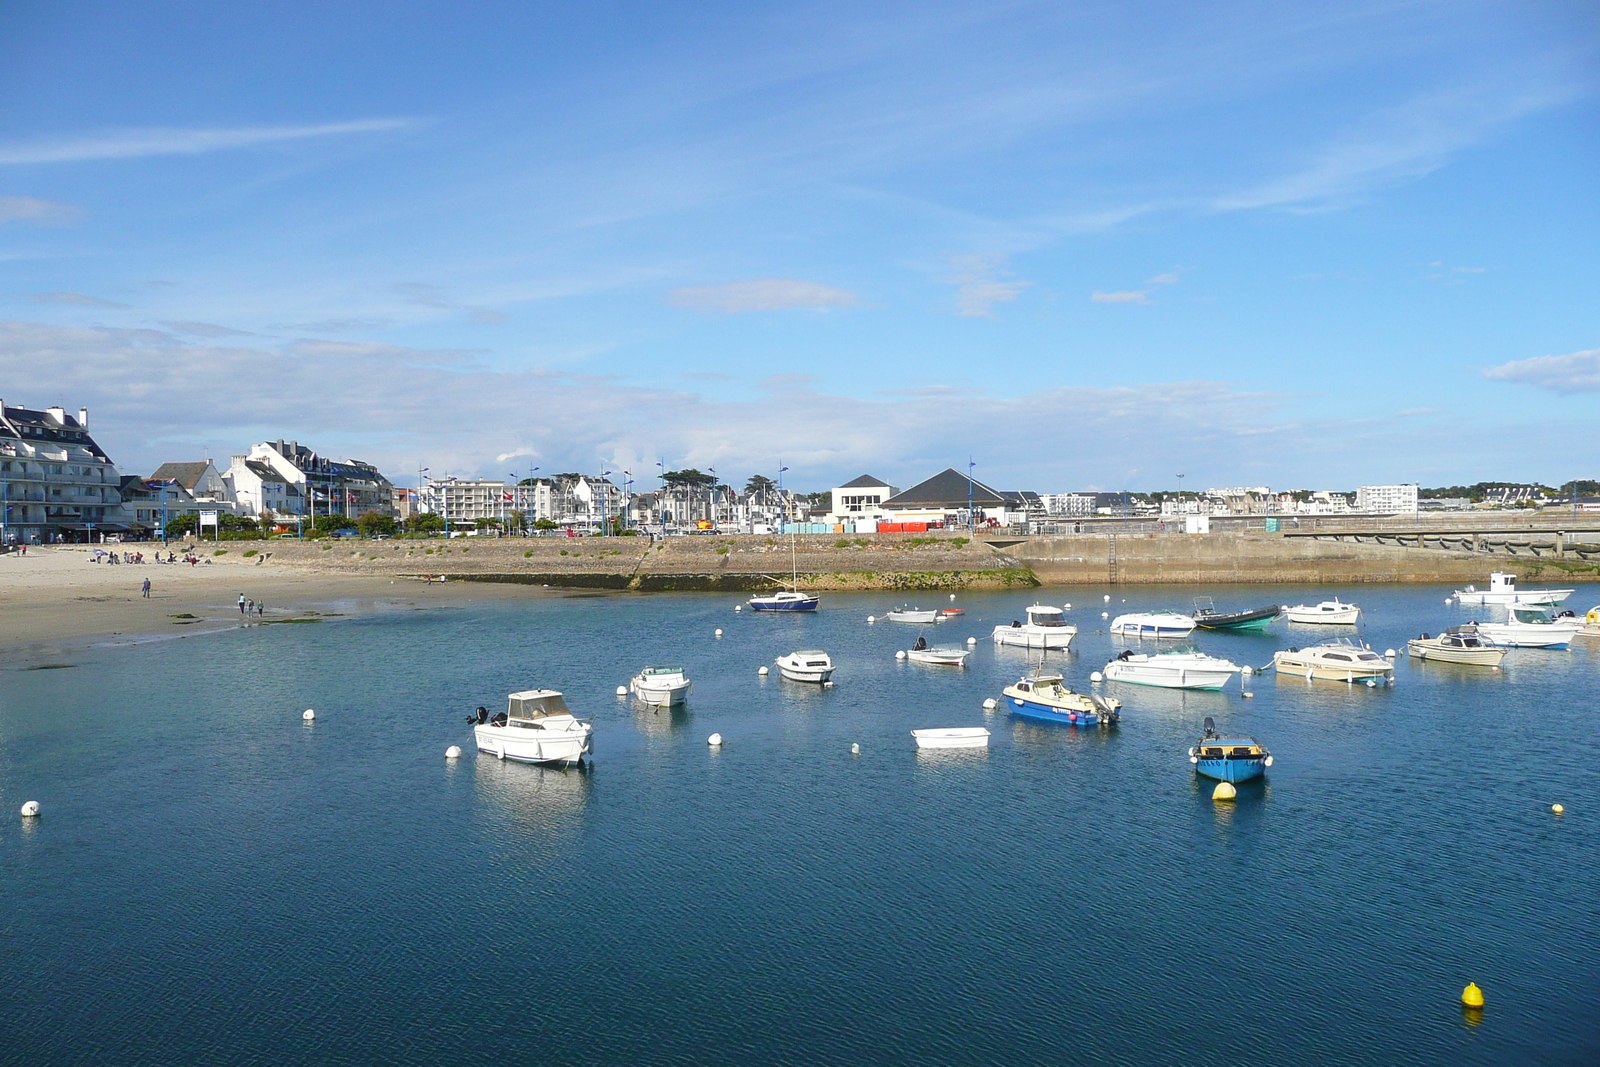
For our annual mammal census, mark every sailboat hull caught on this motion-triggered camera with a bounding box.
[749,595,819,611]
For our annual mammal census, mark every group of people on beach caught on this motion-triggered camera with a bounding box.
[238,593,266,618]
[92,548,208,566]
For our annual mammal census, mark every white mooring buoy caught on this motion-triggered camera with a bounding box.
[982,697,998,711]
[445,746,462,759]
[851,742,861,755]
[1384,648,1396,658]
[1101,611,1109,619]
[1213,782,1237,802]
[302,708,315,722]
[1104,594,1111,602]
[1242,665,1254,676]
[708,733,723,747]
[758,665,769,676]
[949,593,957,601]
[616,685,628,696]
[734,605,742,612]
[895,650,907,660]
[1090,671,1103,683]
[19,800,40,818]
[867,615,876,623]
[1063,603,1072,610]
[966,636,977,645]
[714,628,723,637]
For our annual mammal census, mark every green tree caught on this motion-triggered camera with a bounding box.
[312,512,358,534]
[405,512,446,534]
[664,468,717,488]
[357,509,398,537]
[744,474,776,498]
[534,517,559,531]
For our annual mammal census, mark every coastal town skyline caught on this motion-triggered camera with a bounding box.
[1,1,1595,489]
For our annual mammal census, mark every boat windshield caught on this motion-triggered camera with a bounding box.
[641,666,684,676]
[1026,608,1067,626]
[1511,609,1553,625]
[508,692,572,719]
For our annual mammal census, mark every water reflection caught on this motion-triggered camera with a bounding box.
[632,700,692,738]
[473,754,592,829]
[1104,683,1233,719]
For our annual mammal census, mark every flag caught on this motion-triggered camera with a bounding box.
[503,492,513,502]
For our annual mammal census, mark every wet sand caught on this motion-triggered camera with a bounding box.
[0,544,545,665]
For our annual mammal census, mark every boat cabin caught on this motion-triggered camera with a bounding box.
[1011,673,1066,694]
[1509,608,1558,625]
[507,689,574,722]
[638,666,685,679]
[793,651,833,668]
[1025,606,1069,627]
[1488,572,1518,593]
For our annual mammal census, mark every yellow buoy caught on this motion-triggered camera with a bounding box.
[1552,803,1565,814]
[1461,982,1484,1009]
[1212,781,1237,802]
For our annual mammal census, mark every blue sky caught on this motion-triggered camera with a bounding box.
[0,0,1595,493]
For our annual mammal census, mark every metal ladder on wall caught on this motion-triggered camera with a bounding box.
[1107,532,1118,584]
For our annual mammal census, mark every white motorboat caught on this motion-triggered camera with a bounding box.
[991,604,1078,649]
[1406,626,1506,667]
[911,727,990,750]
[905,645,971,667]
[1472,608,1582,649]
[1580,606,1600,638]
[1109,612,1196,638]
[1273,640,1394,683]
[472,690,593,765]
[881,607,940,623]
[775,649,835,683]
[629,665,692,706]
[1452,571,1573,607]
[1102,648,1241,690]
[1283,599,1361,625]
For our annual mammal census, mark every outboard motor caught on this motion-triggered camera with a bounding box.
[1202,715,1217,739]
[465,706,490,725]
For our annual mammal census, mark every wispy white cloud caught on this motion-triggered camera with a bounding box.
[1483,348,1600,394]
[160,320,254,338]
[668,279,861,313]
[1090,290,1150,304]
[390,282,504,324]
[0,119,411,166]
[32,291,130,309]
[0,194,83,224]
[1147,271,1181,286]
[1210,80,1574,213]
[944,255,1030,317]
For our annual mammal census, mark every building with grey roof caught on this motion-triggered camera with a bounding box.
[0,400,123,543]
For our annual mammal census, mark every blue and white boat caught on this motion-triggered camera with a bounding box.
[1188,717,1271,783]
[1110,611,1196,638]
[1002,673,1120,727]
[748,590,819,611]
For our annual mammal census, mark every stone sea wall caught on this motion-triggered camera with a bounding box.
[217,528,1563,588]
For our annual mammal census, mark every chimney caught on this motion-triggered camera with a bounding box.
[79,407,88,428]
[46,405,66,425]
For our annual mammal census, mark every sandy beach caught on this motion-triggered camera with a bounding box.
[0,544,541,664]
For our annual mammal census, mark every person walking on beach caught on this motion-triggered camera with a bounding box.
[141,578,151,598]
[238,593,247,615]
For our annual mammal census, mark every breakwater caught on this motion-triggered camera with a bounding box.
[213,527,1595,588]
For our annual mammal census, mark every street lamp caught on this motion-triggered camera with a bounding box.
[967,457,976,533]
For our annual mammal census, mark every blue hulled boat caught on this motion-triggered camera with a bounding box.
[1188,717,1272,783]
[748,591,819,611]
[1002,673,1120,727]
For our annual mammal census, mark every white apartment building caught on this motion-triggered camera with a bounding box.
[0,401,122,543]
[1042,493,1097,517]
[1355,484,1419,514]
[419,475,624,529]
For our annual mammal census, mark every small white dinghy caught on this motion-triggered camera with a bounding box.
[629,665,692,706]
[905,646,971,667]
[881,606,940,623]
[775,649,835,683]
[911,727,990,750]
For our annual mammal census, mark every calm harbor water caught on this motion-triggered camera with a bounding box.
[3,583,1598,1066]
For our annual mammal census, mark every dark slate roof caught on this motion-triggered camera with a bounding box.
[838,474,890,489]
[884,468,1007,507]
[244,461,289,484]
[1,405,111,461]
[150,461,210,491]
